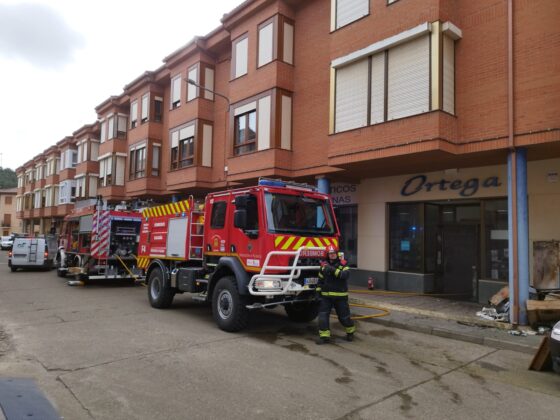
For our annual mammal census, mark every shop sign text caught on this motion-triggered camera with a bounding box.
[330,183,358,205]
[401,174,501,197]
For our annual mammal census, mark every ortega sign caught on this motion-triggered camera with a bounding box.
[401,174,501,197]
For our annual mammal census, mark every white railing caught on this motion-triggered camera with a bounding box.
[248,246,324,296]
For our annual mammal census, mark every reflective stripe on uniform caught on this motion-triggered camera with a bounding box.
[320,291,348,297]
[319,330,331,338]
[345,325,356,334]
[318,272,324,279]
[334,266,350,277]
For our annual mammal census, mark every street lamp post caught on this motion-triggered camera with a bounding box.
[186,79,231,187]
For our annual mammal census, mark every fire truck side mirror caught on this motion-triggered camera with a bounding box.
[234,209,247,229]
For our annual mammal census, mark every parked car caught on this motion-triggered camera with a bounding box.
[8,237,56,271]
[551,320,560,374]
[1,235,14,250]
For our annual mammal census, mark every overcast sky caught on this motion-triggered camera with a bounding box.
[0,0,241,170]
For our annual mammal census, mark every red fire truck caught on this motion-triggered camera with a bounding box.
[137,179,341,331]
[56,204,143,282]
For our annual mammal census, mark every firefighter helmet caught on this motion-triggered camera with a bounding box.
[326,244,338,254]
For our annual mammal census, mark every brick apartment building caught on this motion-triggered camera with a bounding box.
[15,0,560,316]
[0,188,17,236]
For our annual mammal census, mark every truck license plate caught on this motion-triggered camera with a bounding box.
[304,277,318,285]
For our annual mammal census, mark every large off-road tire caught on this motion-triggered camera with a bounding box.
[284,300,319,323]
[148,267,175,308]
[212,276,249,332]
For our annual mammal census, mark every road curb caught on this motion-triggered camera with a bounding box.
[349,296,539,355]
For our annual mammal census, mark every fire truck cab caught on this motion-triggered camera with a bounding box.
[138,179,340,331]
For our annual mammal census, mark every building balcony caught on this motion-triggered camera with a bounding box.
[58,168,76,182]
[229,61,294,105]
[45,174,59,186]
[126,176,165,198]
[99,138,128,157]
[166,166,216,191]
[16,211,24,219]
[23,209,34,219]
[75,161,100,177]
[227,148,293,182]
[43,206,57,218]
[35,208,45,218]
[168,98,215,131]
[128,121,163,144]
[97,185,127,202]
[35,179,46,189]
[56,203,74,217]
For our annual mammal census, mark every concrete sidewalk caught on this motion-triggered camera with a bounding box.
[347,288,544,355]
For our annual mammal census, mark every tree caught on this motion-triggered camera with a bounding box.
[0,167,17,189]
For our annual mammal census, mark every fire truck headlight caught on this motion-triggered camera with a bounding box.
[255,279,282,290]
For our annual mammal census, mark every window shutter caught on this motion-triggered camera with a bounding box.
[370,53,385,124]
[202,124,212,167]
[258,23,274,67]
[172,76,181,103]
[171,131,179,148]
[336,0,369,29]
[179,125,195,140]
[131,101,138,122]
[335,58,368,133]
[187,67,198,101]
[141,95,149,120]
[257,96,271,150]
[235,38,248,78]
[387,35,430,120]
[204,68,214,100]
[283,22,294,64]
[281,95,292,150]
[443,35,455,115]
[116,157,125,185]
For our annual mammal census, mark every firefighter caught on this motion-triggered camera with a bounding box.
[316,244,356,344]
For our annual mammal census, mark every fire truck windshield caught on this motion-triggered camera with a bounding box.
[264,192,336,236]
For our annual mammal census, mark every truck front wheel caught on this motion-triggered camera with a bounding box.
[148,267,174,308]
[284,301,319,323]
[212,276,249,332]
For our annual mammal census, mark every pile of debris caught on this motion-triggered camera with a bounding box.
[476,286,510,322]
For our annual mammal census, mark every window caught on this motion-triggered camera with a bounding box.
[171,75,181,109]
[234,110,257,155]
[187,66,198,101]
[334,35,433,133]
[5,195,13,205]
[100,121,107,143]
[99,157,113,187]
[258,21,274,67]
[333,0,369,30]
[129,146,146,179]
[154,97,163,122]
[76,177,86,198]
[484,199,508,281]
[232,35,248,79]
[107,116,114,140]
[141,94,149,122]
[130,101,138,128]
[152,145,160,176]
[210,201,227,229]
[170,124,195,169]
[257,16,294,68]
[58,180,76,204]
[90,141,99,161]
[389,203,423,272]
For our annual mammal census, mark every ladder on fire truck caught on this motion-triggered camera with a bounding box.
[28,238,38,263]
[188,201,205,260]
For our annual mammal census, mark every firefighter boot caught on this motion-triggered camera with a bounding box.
[346,333,354,342]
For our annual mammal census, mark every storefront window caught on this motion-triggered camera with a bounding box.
[389,203,424,272]
[483,199,508,281]
[334,205,357,267]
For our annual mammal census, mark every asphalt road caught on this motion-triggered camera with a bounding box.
[1,251,559,420]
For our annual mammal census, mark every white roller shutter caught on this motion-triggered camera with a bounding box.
[335,58,368,133]
[387,35,430,120]
[443,35,455,115]
[204,68,214,100]
[187,67,198,101]
[370,53,385,125]
[202,124,213,167]
[281,95,292,150]
[336,0,369,29]
[235,38,248,78]
[258,23,274,67]
[257,96,271,151]
[283,22,294,64]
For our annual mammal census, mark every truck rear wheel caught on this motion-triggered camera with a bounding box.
[284,301,319,323]
[148,267,174,308]
[212,276,248,332]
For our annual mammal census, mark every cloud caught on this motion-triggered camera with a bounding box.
[0,3,85,69]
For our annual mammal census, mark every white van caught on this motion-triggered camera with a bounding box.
[8,237,56,272]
